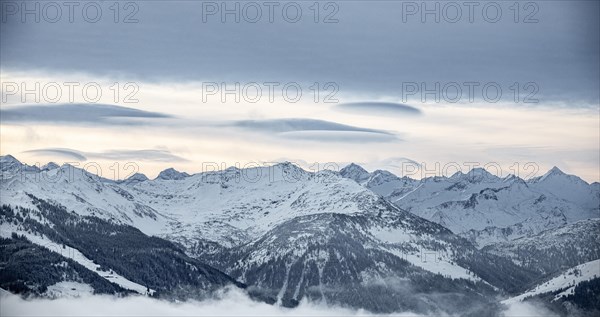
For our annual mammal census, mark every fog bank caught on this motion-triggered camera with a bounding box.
[0,287,555,317]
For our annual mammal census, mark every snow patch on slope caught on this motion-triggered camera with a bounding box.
[503,259,600,304]
[45,282,94,298]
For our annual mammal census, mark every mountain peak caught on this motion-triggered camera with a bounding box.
[346,162,365,170]
[0,154,20,164]
[371,169,400,181]
[463,167,498,183]
[503,173,525,183]
[533,166,570,183]
[531,166,591,186]
[0,155,24,173]
[449,168,496,182]
[341,162,368,172]
[41,162,60,171]
[156,168,190,180]
[269,161,307,174]
[272,161,302,170]
[547,166,565,176]
[269,162,310,182]
[468,167,493,175]
[127,172,149,182]
[340,163,370,183]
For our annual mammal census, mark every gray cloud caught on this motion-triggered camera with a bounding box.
[378,157,422,168]
[335,102,421,116]
[230,118,399,143]
[280,131,398,143]
[2,2,597,105]
[91,150,188,162]
[22,148,87,161]
[2,103,401,143]
[232,118,393,135]
[22,148,187,163]
[1,104,171,126]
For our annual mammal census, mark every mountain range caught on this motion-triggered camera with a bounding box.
[1,155,598,316]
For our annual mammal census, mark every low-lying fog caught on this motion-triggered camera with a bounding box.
[0,287,556,317]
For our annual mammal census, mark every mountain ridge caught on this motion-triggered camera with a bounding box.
[1,155,598,315]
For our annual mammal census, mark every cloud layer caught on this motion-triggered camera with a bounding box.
[2,103,400,143]
[23,148,188,163]
[335,102,421,116]
[2,2,598,104]
[231,118,394,135]
[0,286,557,317]
[1,104,171,125]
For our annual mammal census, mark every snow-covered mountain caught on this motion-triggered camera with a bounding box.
[0,160,167,234]
[339,163,417,200]
[155,168,190,180]
[120,172,149,184]
[340,163,599,247]
[1,155,598,315]
[0,198,244,300]
[484,219,600,276]
[207,211,515,314]
[1,155,39,177]
[528,167,599,210]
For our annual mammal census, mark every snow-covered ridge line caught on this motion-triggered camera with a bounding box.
[2,154,598,250]
[503,259,600,304]
[336,159,599,248]
[3,154,597,185]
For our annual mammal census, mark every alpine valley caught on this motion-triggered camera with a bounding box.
[1,155,599,316]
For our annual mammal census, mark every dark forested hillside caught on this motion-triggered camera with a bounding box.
[0,235,130,296]
[0,196,243,300]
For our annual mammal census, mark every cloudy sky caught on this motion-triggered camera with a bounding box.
[1,1,598,181]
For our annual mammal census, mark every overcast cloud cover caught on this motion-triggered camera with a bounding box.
[0,1,598,181]
[1,1,598,104]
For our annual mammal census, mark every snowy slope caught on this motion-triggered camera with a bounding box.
[124,164,391,248]
[0,199,243,299]
[503,259,600,304]
[0,160,169,236]
[1,156,391,250]
[44,281,94,298]
[528,167,599,210]
[212,210,514,314]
